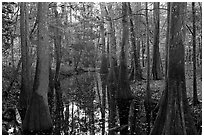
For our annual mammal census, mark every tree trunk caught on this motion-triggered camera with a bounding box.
[48,67,54,118]
[144,2,152,135]
[22,3,52,134]
[104,3,117,135]
[11,34,15,68]
[127,2,142,81]
[64,102,69,135]
[129,98,141,134]
[107,66,117,135]
[129,57,134,81]
[152,2,163,80]
[106,3,117,68]
[117,3,133,135]
[151,3,197,135]
[101,74,106,135]
[71,101,74,134]
[134,3,143,78]
[19,2,32,122]
[142,39,145,67]
[99,3,108,135]
[53,3,63,134]
[107,33,110,68]
[89,95,95,135]
[192,2,199,106]
[198,37,202,66]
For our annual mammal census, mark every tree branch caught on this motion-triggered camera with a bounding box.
[29,18,38,39]
[186,24,193,35]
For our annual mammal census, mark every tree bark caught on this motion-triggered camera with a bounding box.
[127,2,142,81]
[71,101,74,134]
[64,103,69,135]
[106,3,117,68]
[22,3,52,134]
[192,2,198,106]
[89,95,95,135]
[117,3,133,135]
[19,2,32,122]
[151,3,197,135]
[48,67,54,119]
[99,3,108,135]
[11,33,15,68]
[104,3,117,135]
[142,39,145,67]
[107,66,117,135]
[129,98,141,134]
[144,2,152,135]
[53,3,63,135]
[152,2,163,80]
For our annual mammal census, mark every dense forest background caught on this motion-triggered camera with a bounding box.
[2,2,202,135]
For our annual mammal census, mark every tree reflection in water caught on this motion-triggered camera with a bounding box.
[61,72,109,135]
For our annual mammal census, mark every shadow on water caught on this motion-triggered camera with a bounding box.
[60,72,108,135]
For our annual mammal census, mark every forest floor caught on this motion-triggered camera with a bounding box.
[130,64,202,134]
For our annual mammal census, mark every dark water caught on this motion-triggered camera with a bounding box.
[60,72,108,135]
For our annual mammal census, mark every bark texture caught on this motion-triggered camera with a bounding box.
[19,2,32,122]
[105,3,117,134]
[128,3,142,81]
[151,3,197,135]
[192,2,198,106]
[117,3,133,135]
[22,3,52,134]
[152,2,163,80]
[53,3,63,134]
[144,3,152,134]
[99,3,108,135]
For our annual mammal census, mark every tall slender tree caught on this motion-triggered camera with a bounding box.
[117,2,133,135]
[127,2,142,134]
[144,2,152,134]
[53,3,63,134]
[104,3,117,135]
[106,3,117,69]
[99,3,108,135]
[22,2,52,134]
[128,2,142,81]
[192,2,199,106]
[152,2,163,80]
[18,2,32,122]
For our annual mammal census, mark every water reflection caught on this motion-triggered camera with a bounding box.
[61,72,108,135]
